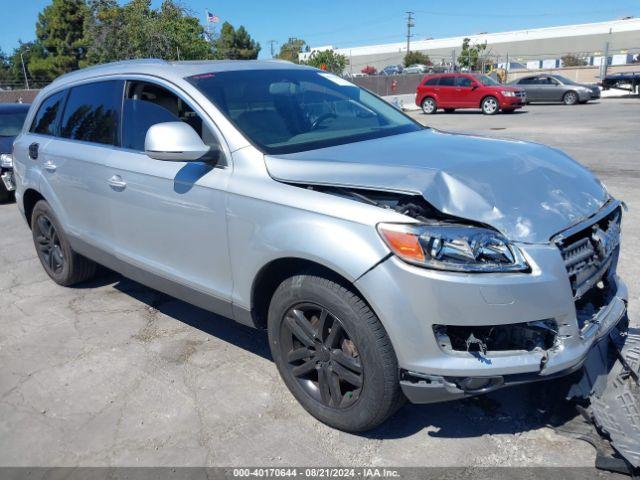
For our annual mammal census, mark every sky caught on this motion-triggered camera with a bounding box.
[1,0,639,57]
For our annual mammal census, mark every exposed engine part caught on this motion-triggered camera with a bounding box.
[434,320,558,354]
[575,278,616,331]
[465,333,487,355]
[304,185,463,224]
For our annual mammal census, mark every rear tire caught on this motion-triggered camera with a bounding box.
[421,97,437,114]
[0,182,12,203]
[563,91,578,105]
[31,200,97,286]
[481,96,499,115]
[268,273,403,432]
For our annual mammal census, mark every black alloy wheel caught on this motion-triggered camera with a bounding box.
[30,200,97,286]
[280,303,363,409]
[34,213,65,275]
[267,273,403,431]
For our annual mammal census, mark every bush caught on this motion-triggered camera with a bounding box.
[404,51,431,68]
[561,54,588,67]
[303,49,348,74]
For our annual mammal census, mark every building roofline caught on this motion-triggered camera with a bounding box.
[304,17,640,57]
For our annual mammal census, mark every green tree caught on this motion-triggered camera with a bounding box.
[85,0,127,64]
[276,37,306,63]
[403,51,431,67]
[85,0,212,63]
[0,49,11,87]
[561,54,588,67]
[303,49,348,74]
[457,38,487,71]
[212,22,261,60]
[33,0,90,77]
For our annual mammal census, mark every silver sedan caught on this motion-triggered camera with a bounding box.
[509,74,600,104]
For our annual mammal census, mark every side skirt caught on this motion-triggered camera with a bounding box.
[69,236,257,329]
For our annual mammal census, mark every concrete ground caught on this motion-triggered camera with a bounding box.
[0,98,638,469]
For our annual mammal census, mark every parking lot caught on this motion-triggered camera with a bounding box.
[0,98,638,469]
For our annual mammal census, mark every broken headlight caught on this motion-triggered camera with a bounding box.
[377,223,529,272]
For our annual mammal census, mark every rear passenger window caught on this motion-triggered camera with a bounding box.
[30,90,66,136]
[60,80,123,145]
[439,77,455,86]
[424,77,439,86]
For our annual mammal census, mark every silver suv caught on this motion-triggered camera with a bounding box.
[13,60,628,432]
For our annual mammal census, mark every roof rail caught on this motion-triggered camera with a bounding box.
[52,59,170,84]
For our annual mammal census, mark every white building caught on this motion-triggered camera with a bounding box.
[299,17,640,72]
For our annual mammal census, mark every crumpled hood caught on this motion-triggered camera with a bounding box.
[265,129,608,243]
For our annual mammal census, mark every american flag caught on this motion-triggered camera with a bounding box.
[206,11,219,23]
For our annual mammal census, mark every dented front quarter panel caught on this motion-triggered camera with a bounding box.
[265,128,608,243]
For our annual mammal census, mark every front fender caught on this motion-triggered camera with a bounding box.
[227,194,390,310]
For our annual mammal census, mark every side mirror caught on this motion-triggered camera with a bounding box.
[471,84,479,90]
[145,122,211,162]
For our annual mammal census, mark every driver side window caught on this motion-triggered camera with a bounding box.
[122,81,219,153]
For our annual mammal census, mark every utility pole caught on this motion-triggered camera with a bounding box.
[19,49,29,90]
[600,41,610,79]
[268,40,278,58]
[405,11,415,56]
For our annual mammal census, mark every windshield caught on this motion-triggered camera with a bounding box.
[473,75,499,86]
[552,75,579,85]
[0,110,28,137]
[188,69,422,154]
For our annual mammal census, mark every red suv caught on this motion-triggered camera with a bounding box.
[416,73,526,115]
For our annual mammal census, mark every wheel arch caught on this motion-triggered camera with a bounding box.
[22,188,46,227]
[249,257,373,330]
[421,95,437,105]
[479,94,499,107]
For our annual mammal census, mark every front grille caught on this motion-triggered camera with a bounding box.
[555,204,621,300]
[515,91,526,98]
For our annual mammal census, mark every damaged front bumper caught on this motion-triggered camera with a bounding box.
[355,240,628,404]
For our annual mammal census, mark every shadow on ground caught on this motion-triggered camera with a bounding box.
[78,271,589,444]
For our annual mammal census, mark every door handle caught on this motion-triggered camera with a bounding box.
[108,175,127,190]
[43,161,56,172]
[28,142,39,160]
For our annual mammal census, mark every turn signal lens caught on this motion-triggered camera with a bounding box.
[377,224,425,263]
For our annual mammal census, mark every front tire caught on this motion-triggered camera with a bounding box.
[563,91,578,105]
[31,200,97,286]
[481,96,499,115]
[421,97,437,114]
[268,273,403,432]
